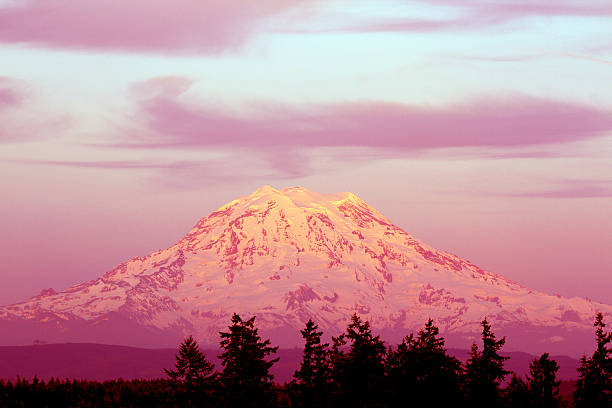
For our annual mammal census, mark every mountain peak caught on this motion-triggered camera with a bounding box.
[251,184,279,196]
[1,186,610,355]
[245,185,367,210]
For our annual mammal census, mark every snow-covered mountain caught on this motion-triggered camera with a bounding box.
[1,186,609,355]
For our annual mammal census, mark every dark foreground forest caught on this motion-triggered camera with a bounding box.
[1,313,610,408]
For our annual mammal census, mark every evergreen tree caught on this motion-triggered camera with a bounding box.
[165,335,214,385]
[164,335,214,407]
[293,319,331,407]
[527,353,560,408]
[385,319,463,407]
[505,374,530,408]
[218,313,279,407]
[574,312,612,408]
[463,318,510,407]
[330,314,386,407]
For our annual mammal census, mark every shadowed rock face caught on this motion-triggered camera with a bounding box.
[0,186,610,356]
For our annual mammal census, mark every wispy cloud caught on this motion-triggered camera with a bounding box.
[0,77,26,142]
[284,0,612,34]
[0,0,307,54]
[116,77,612,152]
[0,77,22,108]
[505,180,612,199]
[0,77,70,143]
[85,77,612,179]
[454,52,612,66]
[0,77,21,108]
[7,159,195,170]
[8,154,312,187]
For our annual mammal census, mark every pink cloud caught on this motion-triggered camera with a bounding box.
[470,0,612,18]
[10,155,311,187]
[9,159,195,170]
[0,77,22,108]
[116,78,612,152]
[0,88,19,107]
[288,0,612,34]
[0,77,69,143]
[0,77,25,141]
[0,0,305,54]
[454,53,612,66]
[502,180,612,198]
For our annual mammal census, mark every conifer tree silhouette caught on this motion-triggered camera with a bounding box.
[330,313,386,407]
[218,313,279,407]
[463,318,510,407]
[574,312,612,408]
[505,374,530,407]
[164,335,214,407]
[386,319,463,407]
[527,353,560,408]
[293,319,331,407]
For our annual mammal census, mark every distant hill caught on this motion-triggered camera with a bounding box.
[0,343,580,384]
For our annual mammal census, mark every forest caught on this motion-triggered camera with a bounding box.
[0,313,610,408]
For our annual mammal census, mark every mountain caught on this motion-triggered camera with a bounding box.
[0,186,609,355]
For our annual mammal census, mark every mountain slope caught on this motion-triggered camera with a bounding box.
[0,186,609,355]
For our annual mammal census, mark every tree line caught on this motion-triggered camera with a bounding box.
[0,312,610,407]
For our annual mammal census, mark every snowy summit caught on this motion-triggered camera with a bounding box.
[0,186,609,355]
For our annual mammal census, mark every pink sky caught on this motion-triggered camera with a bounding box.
[0,0,611,305]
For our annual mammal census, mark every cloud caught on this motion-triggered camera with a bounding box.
[3,0,609,52]
[284,0,612,34]
[116,78,612,153]
[89,77,612,179]
[504,180,612,199]
[454,52,612,66]
[0,77,70,143]
[0,77,26,141]
[0,0,306,54]
[8,159,195,170]
[9,155,312,187]
[0,77,22,108]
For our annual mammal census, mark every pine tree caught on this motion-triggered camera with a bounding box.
[527,353,560,408]
[218,313,279,407]
[463,318,510,407]
[505,374,530,407]
[574,312,612,408]
[164,335,214,407]
[330,314,386,407]
[385,319,463,407]
[293,319,331,407]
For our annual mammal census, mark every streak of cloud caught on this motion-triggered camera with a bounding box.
[116,77,612,153]
[0,0,308,54]
[281,0,612,34]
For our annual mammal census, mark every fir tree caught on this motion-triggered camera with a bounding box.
[293,319,331,407]
[330,313,386,407]
[164,335,214,386]
[574,312,612,408]
[385,319,463,407]
[527,353,560,408]
[164,335,214,407]
[505,374,530,407]
[463,318,510,407]
[218,313,279,407]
